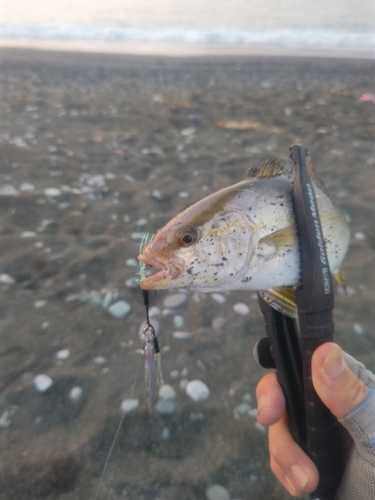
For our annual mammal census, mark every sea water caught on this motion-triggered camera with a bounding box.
[0,0,374,57]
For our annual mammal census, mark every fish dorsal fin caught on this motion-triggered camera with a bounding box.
[259,287,297,318]
[248,158,284,179]
[303,149,328,194]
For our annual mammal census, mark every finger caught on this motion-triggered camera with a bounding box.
[269,412,319,495]
[256,372,285,426]
[312,343,370,420]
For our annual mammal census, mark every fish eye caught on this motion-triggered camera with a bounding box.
[175,226,199,247]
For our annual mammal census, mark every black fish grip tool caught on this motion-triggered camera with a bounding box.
[257,145,347,499]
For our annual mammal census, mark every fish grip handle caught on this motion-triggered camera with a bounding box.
[290,144,346,499]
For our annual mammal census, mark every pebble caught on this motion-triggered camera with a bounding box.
[163,293,187,308]
[355,231,366,240]
[179,379,189,391]
[189,412,205,422]
[248,409,258,418]
[211,293,226,304]
[19,182,35,192]
[152,189,164,200]
[125,277,139,288]
[102,289,118,309]
[157,384,176,415]
[126,258,138,267]
[233,303,250,315]
[173,315,184,328]
[205,484,231,500]
[108,300,131,318]
[159,384,176,399]
[21,231,37,238]
[0,410,12,428]
[136,218,148,226]
[234,403,251,416]
[33,374,53,393]
[254,422,267,433]
[161,427,170,440]
[34,300,47,309]
[173,331,192,340]
[131,232,143,242]
[93,356,107,365]
[212,317,227,329]
[120,398,139,414]
[43,187,61,197]
[80,291,102,305]
[353,323,364,335]
[149,306,161,317]
[242,393,252,404]
[69,386,83,402]
[156,398,176,415]
[170,369,179,379]
[178,191,190,198]
[55,349,70,360]
[0,274,15,285]
[162,308,172,316]
[178,153,189,164]
[181,367,188,377]
[0,185,19,196]
[186,380,210,402]
[180,127,196,136]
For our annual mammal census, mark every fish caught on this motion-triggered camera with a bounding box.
[137,159,350,316]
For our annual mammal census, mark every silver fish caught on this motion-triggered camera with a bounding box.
[138,160,350,315]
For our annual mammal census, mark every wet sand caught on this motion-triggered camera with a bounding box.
[0,48,374,500]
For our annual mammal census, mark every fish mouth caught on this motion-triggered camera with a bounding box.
[137,253,184,290]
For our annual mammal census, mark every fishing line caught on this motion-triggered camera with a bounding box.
[93,354,141,500]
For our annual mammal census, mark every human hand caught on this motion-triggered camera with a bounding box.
[256,342,370,496]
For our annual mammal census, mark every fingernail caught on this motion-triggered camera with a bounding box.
[323,345,345,378]
[289,464,309,491]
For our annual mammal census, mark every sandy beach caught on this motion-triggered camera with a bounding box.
[0,48,374,500]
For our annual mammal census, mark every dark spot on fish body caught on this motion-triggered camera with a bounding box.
[279,203,284,207]
[222,257,227,261]
[187,267,193,275]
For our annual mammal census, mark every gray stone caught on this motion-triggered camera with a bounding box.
[206,484,231,500]
[108,300,131,318]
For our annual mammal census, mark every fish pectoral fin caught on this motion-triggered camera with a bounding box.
[258,226,297,250]
[259,287,297,318]
[333,268,346,290]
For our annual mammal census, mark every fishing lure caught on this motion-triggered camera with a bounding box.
[139,233,163,412]
[142,290,163,412]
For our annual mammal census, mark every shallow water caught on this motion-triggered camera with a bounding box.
[0,55,374,500]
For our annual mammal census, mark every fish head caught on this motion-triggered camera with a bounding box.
[138,194,255,291]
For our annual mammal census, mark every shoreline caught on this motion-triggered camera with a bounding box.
[1,41,375,67]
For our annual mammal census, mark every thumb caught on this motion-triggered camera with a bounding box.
[312,343,370,420]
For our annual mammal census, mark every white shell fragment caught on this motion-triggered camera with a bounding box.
[186,380,210,402]
[173,331,192,340]
[233,303,250,315]
[108,300,131,318]
[173,315,184,328]
[158,384,176,399]
[55,349,70,360]
[21,231,37,238]
[163,293,187,308]
[34,300,47,309]
[354,231,366,240]
[0,185,19,196]
[211,293,226,304]
[0,274,16,285]
[120,398,139,414]
[205,484,231,500]
[43,188,61,197]
[126,258,138,267]
[353,323,364,335]
[0,410,12,428]
[69,387,83,402]
[33,374,53,393]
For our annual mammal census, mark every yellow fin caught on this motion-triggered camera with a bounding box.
[259,226,297,249]
[259,287,297,318]
[333,268,346,289]
[247,158,284,179]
